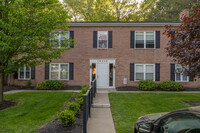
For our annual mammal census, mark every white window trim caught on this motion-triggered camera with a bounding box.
[134,64,155,81]
[18,65,31,80]
[97,31,108,49]
[50,31,70,48]
[49,63,69,80]
[175,64,189,82]
[135,31,155,49]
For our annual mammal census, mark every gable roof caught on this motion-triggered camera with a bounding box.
[69,22,181,27]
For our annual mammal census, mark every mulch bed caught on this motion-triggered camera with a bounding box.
[37,94,83,133]
[183,102,200,107]
[3,86,82,92]
[0,100,18,110]
[116,86,200,91]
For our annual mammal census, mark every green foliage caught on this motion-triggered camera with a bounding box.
[1,92,74,133]
[75,96,83,106]
[109,93,200,133]
[36,80,64,90]
[140,0,197,21]
[138,80,157,91]
[58,109,75,127]
[81,84,89,94]
[158,80,184,91]
[67,102,80,115]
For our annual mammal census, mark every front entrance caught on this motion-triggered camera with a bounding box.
[90,59,115,88]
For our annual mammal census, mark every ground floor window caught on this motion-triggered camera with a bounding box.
[135,64,155,81]
[175,64,189,82]
[18,65,31,80]
[50,63,69,80]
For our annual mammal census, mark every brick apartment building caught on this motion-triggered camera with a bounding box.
[7,21,200,89]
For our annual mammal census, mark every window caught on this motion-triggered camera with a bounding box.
[51,31,69,48]
[50,63,69,80]
[175,64,189,82]
[18,65,31,80]
[135,64,155,81]
[97,31,108,49]
[158,114,200,133]
[135,31,155,48]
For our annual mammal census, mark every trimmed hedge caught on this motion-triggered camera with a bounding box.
[36,80,64,90]
[138,80,158,91]
[58,110,75,126]
[58,84,90,127]
[158,80,184,91]
[67,102,80,115]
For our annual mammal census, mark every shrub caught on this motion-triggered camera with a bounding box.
[81,84,89,94]
[36,80,64,90]
[138,80,157,91]
[158,80,184,91]
[58,110,75,126]
[67,102,80,115]
[75,96,83,106]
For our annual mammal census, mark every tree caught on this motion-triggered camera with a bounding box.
[141,0,197,21]
[0,0,71,103]
[164,4,200,78]
[64,0,138,22]
[111,0,138,21]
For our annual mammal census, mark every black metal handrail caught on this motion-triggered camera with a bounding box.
[83,79,97,133]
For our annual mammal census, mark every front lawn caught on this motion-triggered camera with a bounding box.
[109,93,200,133]
[0,92,75,133]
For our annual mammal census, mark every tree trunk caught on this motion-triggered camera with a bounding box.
[0,70,4,103]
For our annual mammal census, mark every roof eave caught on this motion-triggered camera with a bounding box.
[69,22,181,27]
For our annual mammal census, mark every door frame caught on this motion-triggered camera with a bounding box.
[90,59,116,88]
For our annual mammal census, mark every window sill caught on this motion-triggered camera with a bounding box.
[17,79,32,81]
[97,48,108,50]
[134,48,156,50]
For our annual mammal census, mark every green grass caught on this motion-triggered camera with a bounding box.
[0,92,75,133]
[109,93,200,133]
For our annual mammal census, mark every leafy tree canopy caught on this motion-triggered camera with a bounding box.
[164,4,200,78]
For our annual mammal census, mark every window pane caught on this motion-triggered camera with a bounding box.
[109,64,113,87]
[136,65,144,73]
[146,32,154,48]
[20,72,24,79]
[60,64,68,79]
[51,72,59,80]
[26,72,30,79]
[20,68,24,72]
[136,65,144,80]
[51,32,60,47]
[98,31,108,48]
[51,64,59,72]
[176,73,181,81]
[26,67,30,72]
[183,75,188,81]
[136,32,144,40]
[146,65,153,73]
[61,32,69,40]
[136,73,144,80]
[146,73,154,80]
[136,32,144,48]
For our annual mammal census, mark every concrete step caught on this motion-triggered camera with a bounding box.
[92,103,110,108]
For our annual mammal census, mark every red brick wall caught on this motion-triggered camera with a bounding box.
[8,26,200,88]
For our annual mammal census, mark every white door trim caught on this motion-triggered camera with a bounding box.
[90,59,115,89]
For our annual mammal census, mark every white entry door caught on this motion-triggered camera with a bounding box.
[97,63,109,88]
[90,59,115,89]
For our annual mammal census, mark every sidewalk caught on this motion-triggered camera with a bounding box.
[87,91,116,133]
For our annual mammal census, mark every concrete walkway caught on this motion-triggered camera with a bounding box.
[87,90,116,133]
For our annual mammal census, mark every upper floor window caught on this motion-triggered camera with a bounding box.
[51,31,69,48]
[135,31,155,48]
[135,64,155,81]
[98,31,108,49]
[50,63,69,80]
[175,64,189,82]
[18,65,31,80]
